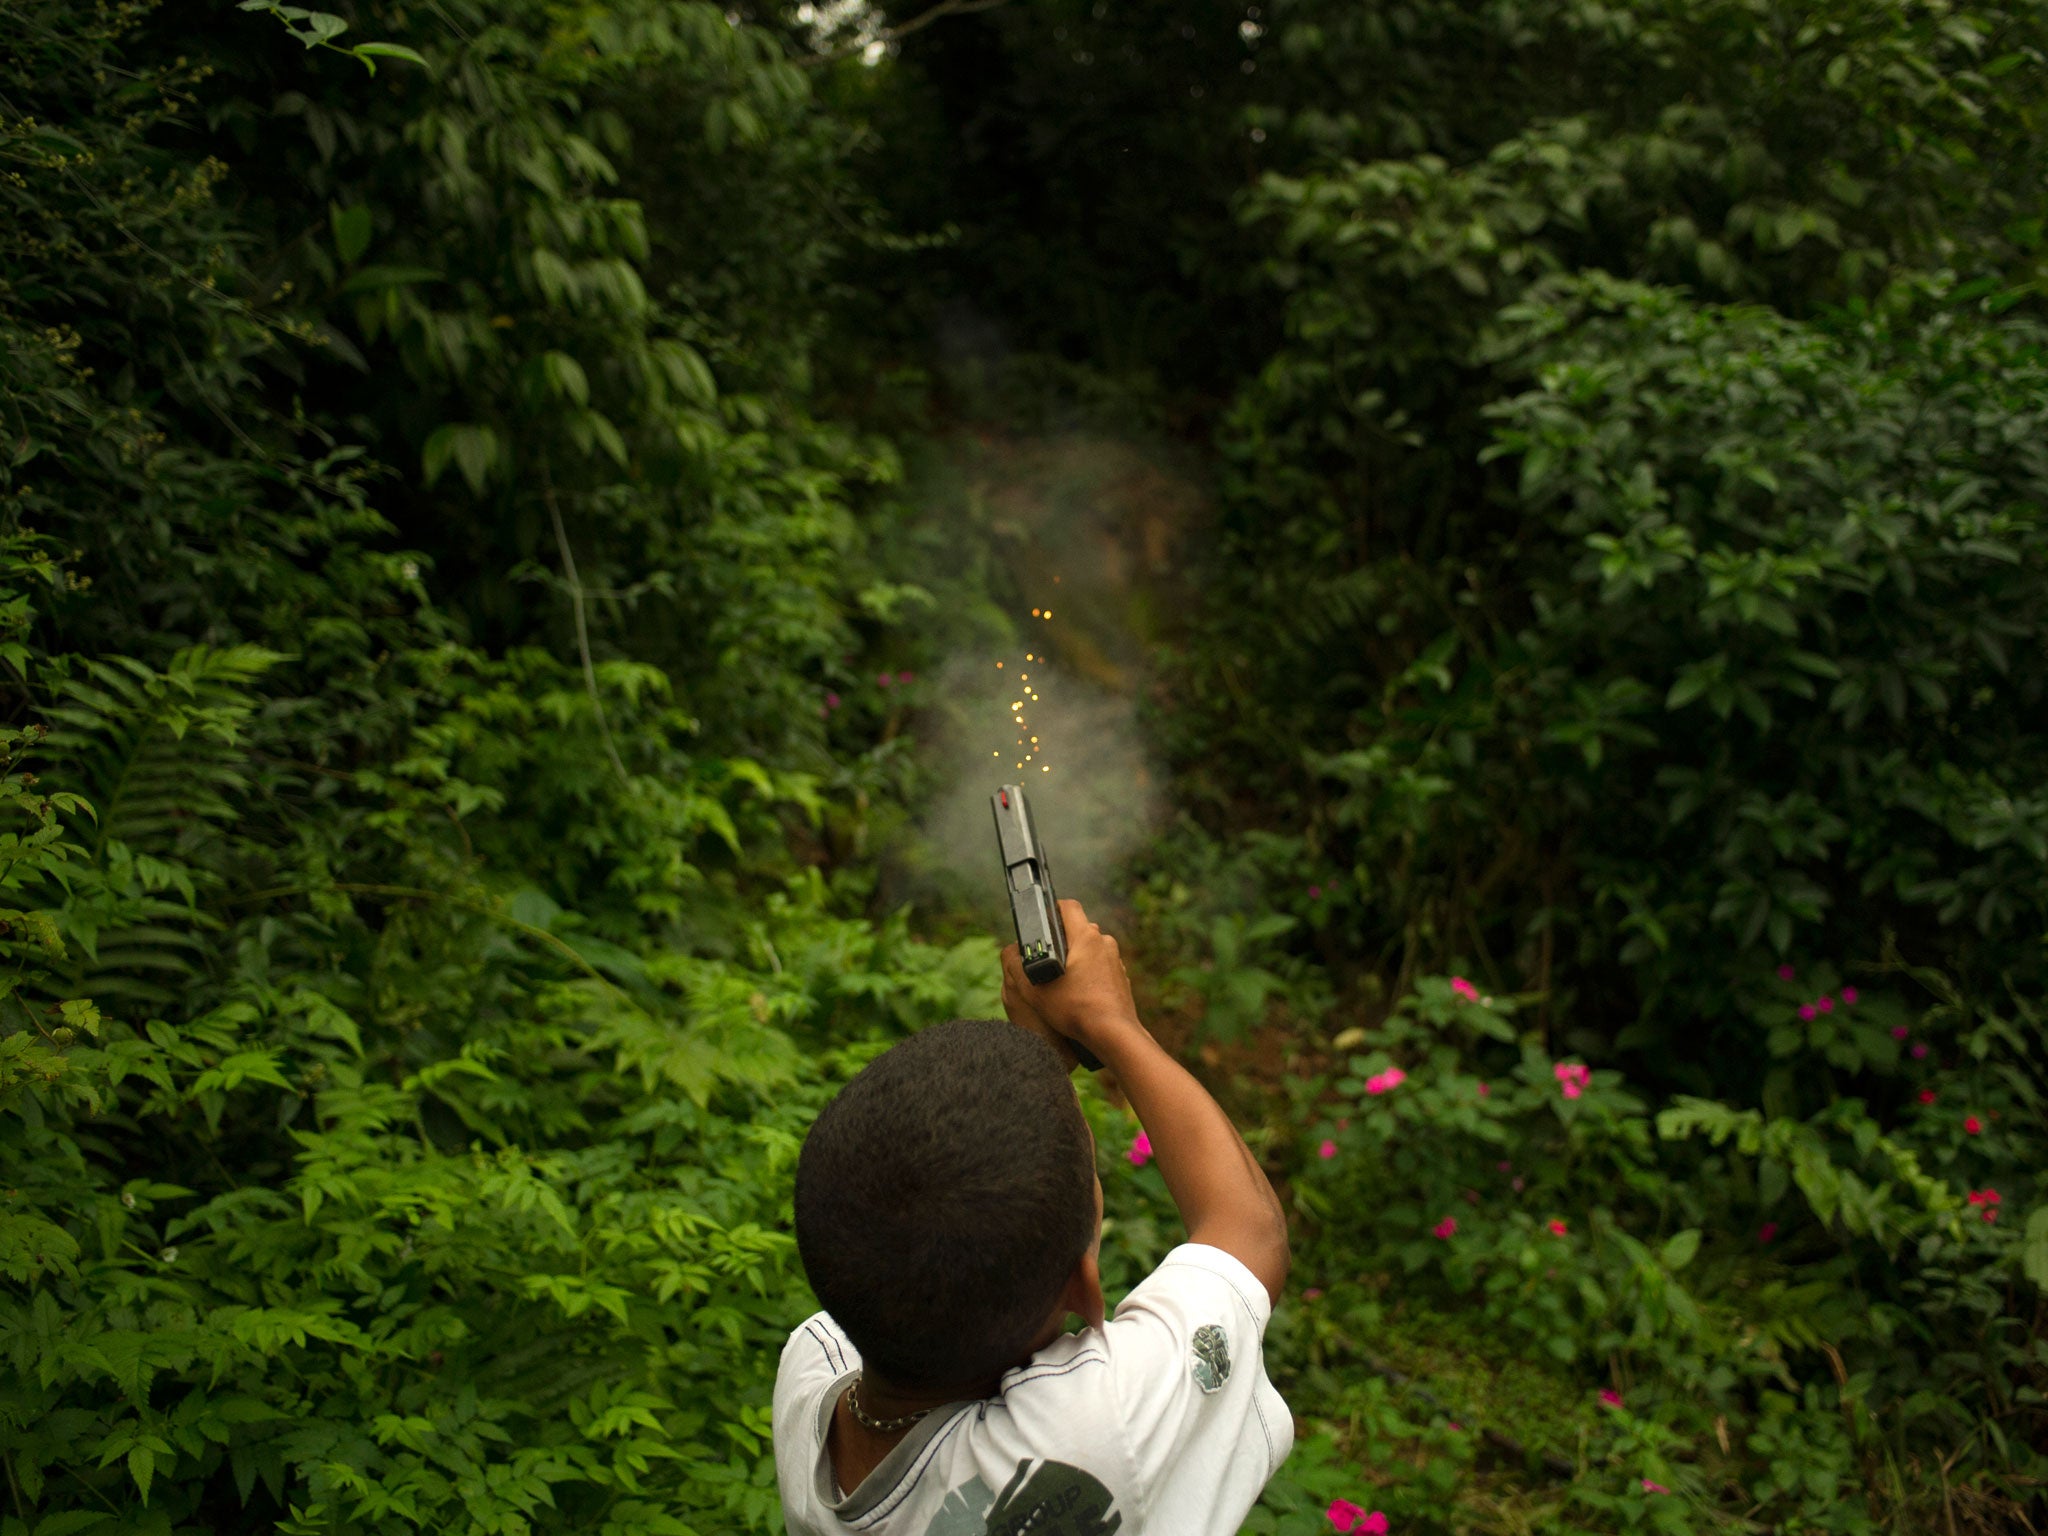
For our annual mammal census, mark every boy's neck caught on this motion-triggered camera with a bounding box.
[856,1368,1001,1419]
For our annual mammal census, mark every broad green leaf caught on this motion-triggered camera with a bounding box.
[1660,1228,1702,1270]
[330,203,372,265]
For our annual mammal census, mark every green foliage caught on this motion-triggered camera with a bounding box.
[8,0,2048,1529]
[0,2,970,1532]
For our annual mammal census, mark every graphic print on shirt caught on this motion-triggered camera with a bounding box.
[921,1475,993,1536]
[918,1459,1120,1536]
[1190,1323,1232,1393]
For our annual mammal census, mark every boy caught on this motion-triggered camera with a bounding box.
[775,899,1293,1535]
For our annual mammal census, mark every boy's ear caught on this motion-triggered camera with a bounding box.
[1061,1248,1105,1334]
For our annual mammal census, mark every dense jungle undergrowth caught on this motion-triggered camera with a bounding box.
[4,0,2048,1532]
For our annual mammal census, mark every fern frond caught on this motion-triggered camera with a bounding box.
[36,646,279,1011]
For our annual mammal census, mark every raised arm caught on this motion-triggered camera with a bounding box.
[1002,901,1290,1306]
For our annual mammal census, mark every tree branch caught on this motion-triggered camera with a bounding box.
[540,470,631,786]
[796,0,1013,67]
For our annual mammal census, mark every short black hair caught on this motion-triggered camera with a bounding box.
[794,1019,1097,1390]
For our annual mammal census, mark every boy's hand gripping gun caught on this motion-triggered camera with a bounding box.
[991,784,1103,1070]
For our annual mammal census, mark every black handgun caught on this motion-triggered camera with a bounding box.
[991,784,1103,1070]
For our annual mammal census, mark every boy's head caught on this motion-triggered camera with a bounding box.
[795,1018,1100,1391]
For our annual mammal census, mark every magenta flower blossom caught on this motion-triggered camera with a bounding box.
[1476,1081,1490,1098]
[1554,1062,1590,1099]
[1128,1132,1153,1167]
[1798,1004,1817,1021]
[1599,1389,1623,1409]
[1777,964,1796,981]
[1891,1025,1909,1039]
[1364,1066,1407,1095]
[1319,1139,1338,1160]
[1964,1115,1983,1135]
[1450,976,1479,1002]
[1327,1498,1387,1534]
[1841,986,1859,1004]
[1548,1219,1569,1236]
[1759,1222,1778,1244]
[1302,1287,1323,1300]
[876,672,892,688]
[1308,884,1323,900]
[1912,1043,1928,1059]
[1817,995,1834,1013]
[896,670,915,685]
[1642,1479,1669,1494]
[824,691,842,710]
[1497,1160,1512,1173]
[1433,1216,1457,1239]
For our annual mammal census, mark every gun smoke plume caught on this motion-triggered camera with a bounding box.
[882,428,1201,933]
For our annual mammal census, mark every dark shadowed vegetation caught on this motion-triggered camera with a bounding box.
[3,1,2046,1531]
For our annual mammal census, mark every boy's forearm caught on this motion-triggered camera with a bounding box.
[1091,1014,1290,1300]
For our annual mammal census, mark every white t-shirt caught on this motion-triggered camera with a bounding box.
[773,1243,1292,1536]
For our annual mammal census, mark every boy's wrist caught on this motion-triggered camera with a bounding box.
[1071,1009,1148,1061]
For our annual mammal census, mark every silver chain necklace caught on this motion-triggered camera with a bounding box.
[845,1373,932,1434]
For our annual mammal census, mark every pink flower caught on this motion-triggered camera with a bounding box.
[1511,1176,1525,1192]
[1476,1081,1490,1098]
[877,672,892,688]
[1599,1389,1623,1409]
[1758,1222,1777,1244]
[1918,1089,1937,1104]
[1985,1208,1999,1223]
[1642,1479,1669,1494]
[1497,1160,1512,1173]
[1912,1043,1928,1059]
[1777,964,1796,981]
[1964,1115,1983,1136]
[1967,1188,2001,1207]
[1302,1287,1323,1300]
[1364,1067,1406,1095]
[1798,1004,1817,1021]
[895,670,915,685]
[1891,1025,1909,1039]
[1548,1219,1569,1236]
[1841,987,1859,1005]
[1129,1132,1153,1166]
[1554,1061,1589,1100]
[824,691,842,709]
[1817,995,1834,1013]
[1308,884,1323,899]
[1433,1216,1457,1239]
[1319,1139,1338,1160]
[1450,976,1479,1001]
[1327,1498,1382,1533]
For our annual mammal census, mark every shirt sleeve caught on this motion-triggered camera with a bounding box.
[1099,1242,1289,1525]
[773,1312,858,1533]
